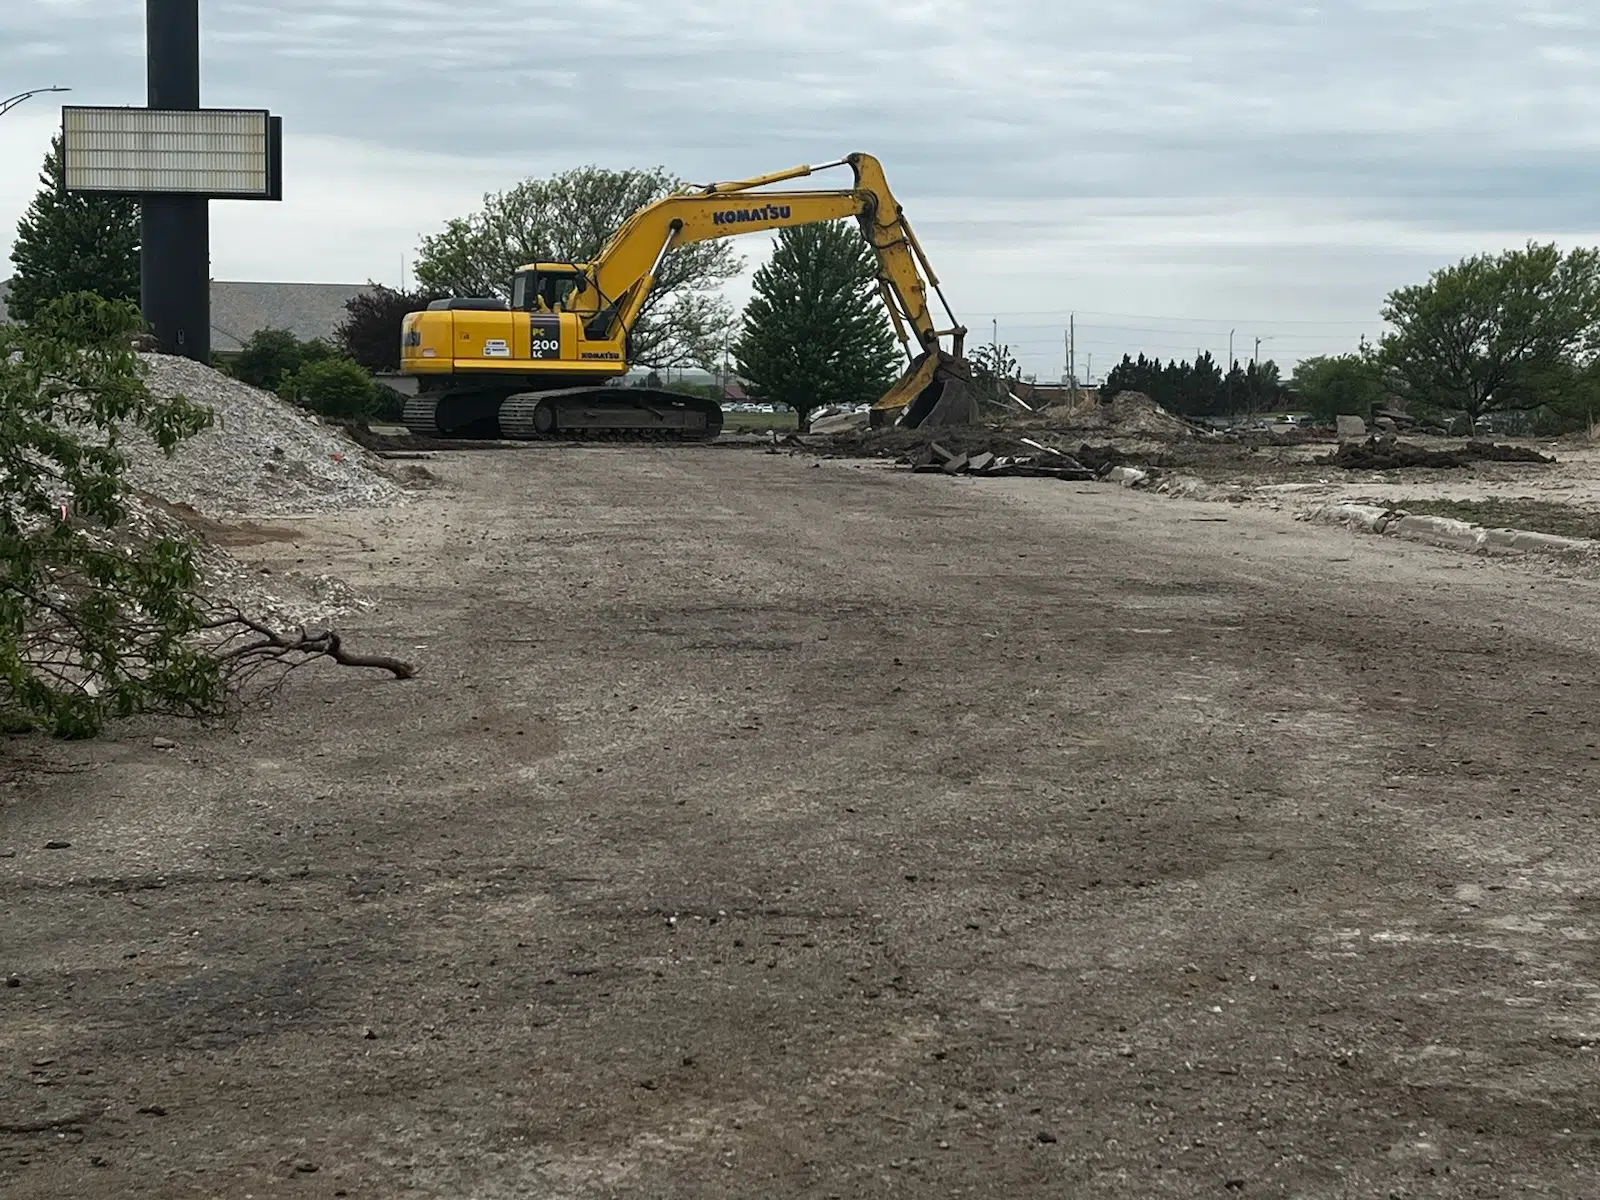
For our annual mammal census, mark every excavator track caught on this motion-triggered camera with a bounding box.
[400,395,440,437]
[499,388,725,442]
[403,388,723,443]
[402,390,505,439]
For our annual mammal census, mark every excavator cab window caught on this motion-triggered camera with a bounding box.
[512,268,580,313]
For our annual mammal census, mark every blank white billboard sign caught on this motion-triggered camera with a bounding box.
[62,107,277,198]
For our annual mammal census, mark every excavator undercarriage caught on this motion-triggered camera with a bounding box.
[402,385,723,442]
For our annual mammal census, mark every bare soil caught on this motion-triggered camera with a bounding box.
[4,448,1600,1198]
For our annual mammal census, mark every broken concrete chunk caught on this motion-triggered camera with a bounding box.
[1336,415,1367,443]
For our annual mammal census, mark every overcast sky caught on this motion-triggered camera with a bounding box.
[3,0,1598,379]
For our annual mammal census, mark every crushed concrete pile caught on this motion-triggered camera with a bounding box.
[1035,390,1208,440]
[1317,438,1556,470]
[78,493,372,631]
[124,355,407,518]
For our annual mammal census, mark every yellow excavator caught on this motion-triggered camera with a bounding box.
[398,152,979,440]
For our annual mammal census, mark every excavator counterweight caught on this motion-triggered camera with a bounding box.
[398,153,977,441]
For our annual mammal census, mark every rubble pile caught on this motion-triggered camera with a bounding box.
[126,355,407,518]
[1318,438,1557,470]
[908,439,1097,480]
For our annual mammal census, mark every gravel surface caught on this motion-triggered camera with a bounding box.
[4,449,1600,1197]
[127,355,406,518]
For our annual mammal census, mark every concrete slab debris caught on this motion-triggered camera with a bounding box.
[1106,466,1150,488]
[1300,501,1600,559]
[913,445,1096,480]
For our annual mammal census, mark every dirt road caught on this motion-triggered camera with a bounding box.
[4,448,1599,1198]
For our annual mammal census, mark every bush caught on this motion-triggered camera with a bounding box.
[289,358,378,419]
[372,383,409,423]
[230,329,338,394]
[231,328,305,391]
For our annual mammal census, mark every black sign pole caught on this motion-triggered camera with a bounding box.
[142,0,209,361]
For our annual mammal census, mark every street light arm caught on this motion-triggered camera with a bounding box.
[0,87,72,119]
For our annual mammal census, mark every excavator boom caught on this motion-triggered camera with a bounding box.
[399,153,977,440]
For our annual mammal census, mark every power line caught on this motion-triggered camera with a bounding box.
[978,307,1378,327]
[994,327,1363,343]
[997,334,1361,351]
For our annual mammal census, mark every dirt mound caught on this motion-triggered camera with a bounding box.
[1033,390,1205,440]
[1462,440,1556,464]
[126,355,408,518]
[1318,439,1556,470]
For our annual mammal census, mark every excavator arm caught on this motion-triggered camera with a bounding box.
[583,153,967,367]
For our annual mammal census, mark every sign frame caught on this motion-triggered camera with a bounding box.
[61,104,283,201]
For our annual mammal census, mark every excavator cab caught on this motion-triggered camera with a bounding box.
[510,265,586,314]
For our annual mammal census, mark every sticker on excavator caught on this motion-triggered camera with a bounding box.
[529,316,562,360]
[483,339,511,358]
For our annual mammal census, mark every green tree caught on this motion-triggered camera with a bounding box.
[1291,352,1384,421]
[1379,242,1600,431]
[6,134,140,323]
[734,220,901,431]
[0,294,416,736]
[413,165,740,367]
[0,293,217,737]
[287,358,378,419]
[969,342,1019,401]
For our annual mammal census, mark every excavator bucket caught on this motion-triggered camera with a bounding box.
[870,351,985,430]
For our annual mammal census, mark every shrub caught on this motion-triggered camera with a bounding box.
[289,358,378,419]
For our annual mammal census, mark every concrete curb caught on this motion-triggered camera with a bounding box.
[1300,503,1599,559]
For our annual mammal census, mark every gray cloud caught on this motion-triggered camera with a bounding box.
[3,0,1598,376]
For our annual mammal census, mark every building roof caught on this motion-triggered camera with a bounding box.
[209,280,372,353]
[0,278,373,353]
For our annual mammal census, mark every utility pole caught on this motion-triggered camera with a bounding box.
[992,317,998,349]
[1253,336,1261,369]
[1086,353,1092,386]
[1064,329,1070,383]
[1227,328,1236,412]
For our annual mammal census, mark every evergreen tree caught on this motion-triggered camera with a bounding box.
[735,220,901,431]
[7,135,140,323]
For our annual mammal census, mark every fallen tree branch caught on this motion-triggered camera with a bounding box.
[204,611,416,681]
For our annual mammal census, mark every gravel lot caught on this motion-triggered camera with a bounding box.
[3,447,1599,1198]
